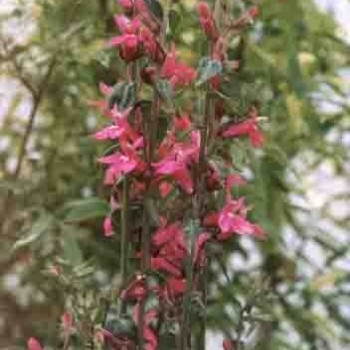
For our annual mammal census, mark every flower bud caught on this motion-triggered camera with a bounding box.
[197,2,218,41]
[103,216,113,237]
[247,6,259,20]
[117,0,133,13]
[27,338,43,350]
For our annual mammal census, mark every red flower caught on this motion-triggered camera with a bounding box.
[108,15,142,61]
[222,108,264,147]
[120,276,147,301]
[117,0,133,12]
[165,277,186,299]
[151,223,187,278]
[197,2,218,41]
[27,338,43,350]
[158,181,173,198]
[153,130,200,194]
[247,6,259,20]
[133,305,158,350]
[92,106,135,141]
[98,152,138,185]
[223,339,235,350]
[152,222,182,247]
[161,45,196,88]
[172,113,192,132]
[139,26,164,62]
[217,198,265,240]
[103,216,113,237]
[61,311,73,333]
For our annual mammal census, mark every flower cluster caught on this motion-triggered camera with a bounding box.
[27,1,265,349]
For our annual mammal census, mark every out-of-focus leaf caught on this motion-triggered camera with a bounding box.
[144,0,163,21]
[61,230,83,266]
[12,214,54,251]
[61,198,109,222]
[107,82,136,110]
[154,79,173,102]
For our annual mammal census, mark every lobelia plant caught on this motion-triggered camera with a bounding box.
[27,0,266,349]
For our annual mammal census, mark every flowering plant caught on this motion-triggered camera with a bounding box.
[28,1,265,349]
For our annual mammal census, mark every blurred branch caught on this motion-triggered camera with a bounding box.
[13,57,56,179]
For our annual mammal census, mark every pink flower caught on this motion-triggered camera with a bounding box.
[98,152,138,185]
[225,173,247,201]
[161,45,196,88]
[108,16,142,61]
[139,26,164,62]
[172,113,192,131]
[197,2,218,41]
[132,305,158,350]
[120,276,147,301]
[61,311,73,333]
[151,223,187,277]
[158,181,173,197]
[222,108,264,147]
[117,0,133,12]
[151,257,182,277]
[165,277,186,299]
[247,6,259,20]
[92,106,134,141]
[153,130,200,194]
[27,338,43,350]
[223,339,235,350]
[103,216,113,236]
[153,159,193,194]
[217,198,265,240]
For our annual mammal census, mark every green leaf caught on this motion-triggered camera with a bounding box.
[144,0,163,21]
[154,79,173,102]
[168,9,181,35]
[12,214,54,251]
[61,231,83,266]
[104,307,136,338]
[107,82,136,110]
[118,82,136,110]
[196,57,222,86]
[62,197,109,222]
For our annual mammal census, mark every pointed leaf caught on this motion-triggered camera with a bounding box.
[61,198,109,222]
[13,214,54,251]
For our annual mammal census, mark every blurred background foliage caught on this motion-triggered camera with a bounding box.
[0,0,349,349]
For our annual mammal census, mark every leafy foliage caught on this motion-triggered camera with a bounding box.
[0,0,349,349]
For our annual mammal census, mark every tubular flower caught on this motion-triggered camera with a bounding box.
[151,223,186,278]
[197,2,218,41]
[61,311,73,333]
[98,151,142,185]
[222,107,264,147]
[108,15,142,61]
[153,129,199,193]
[27,338,43,350]
[161,45,196,88]
[217,198,265,240]
[103,216,113,237]
[117,0,134,13]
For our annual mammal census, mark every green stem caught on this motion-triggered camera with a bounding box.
[119,176,129,314]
